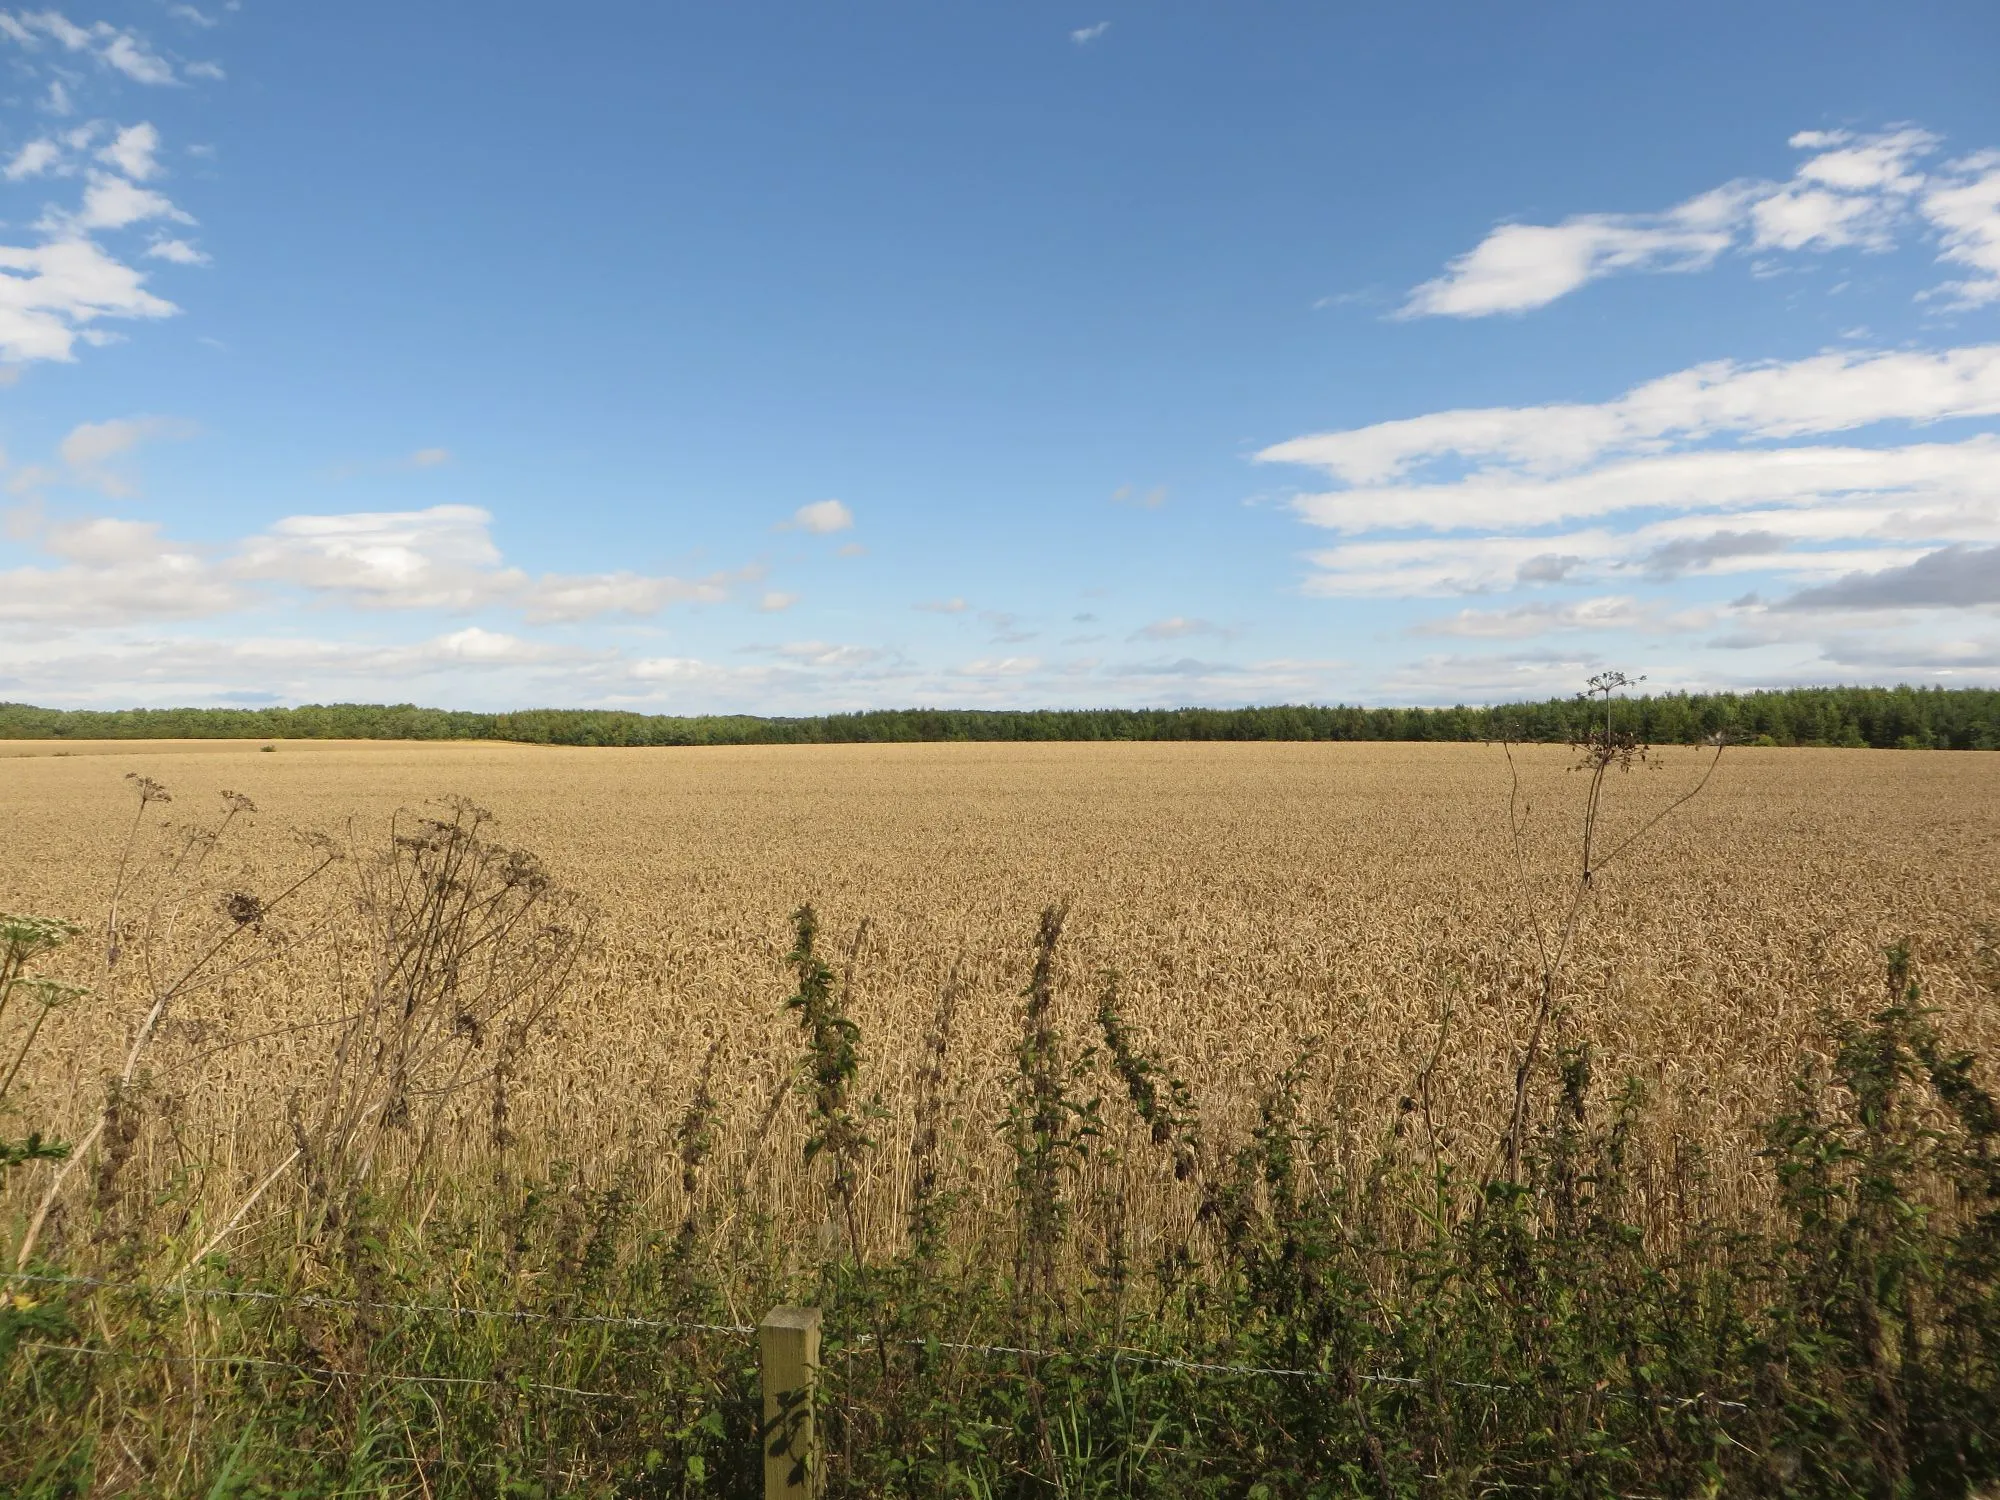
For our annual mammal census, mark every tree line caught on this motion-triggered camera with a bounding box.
[1,684,1995,748]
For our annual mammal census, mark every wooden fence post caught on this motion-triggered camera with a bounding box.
[759,1305,822,1498]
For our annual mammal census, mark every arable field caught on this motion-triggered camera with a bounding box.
[5,737,1999,1495]
[5,738,1996,1217]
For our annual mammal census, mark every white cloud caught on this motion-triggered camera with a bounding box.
[1265,332,2000,692]
[522,570,734,623]
[55,170,192,232]
[427,626,560,664]
[144,236,207,265]
[99,30,175,84]
[785,498,854,534]
[914,597,967,613]
[408,446,451,467]
[758,590,799,611]
[1131,616,1227,641]
[1401,190,1744,318]
[95,121,159,179]
[772,640,885,668]
[1923,151,2000,307]
[0,629,607,710]
[55,413,191,494]
[0,236,177,361]
[0,11,179,84]
[0,20,218,369]
[1401,127,1993,316]
[1410,595,1692,639]
[0,515,237,624]
[1289,436,2000,537]
[232,504,753,620]
[233,504,521,610]
[0,496,765,631]
[1372,650,1613,703]
[5,137,63,180]
[1259,344,2000,485]
[1070,21,1110,44]
[955,655,1042,677]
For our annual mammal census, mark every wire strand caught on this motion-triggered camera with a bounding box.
[17,1270,1746,1410]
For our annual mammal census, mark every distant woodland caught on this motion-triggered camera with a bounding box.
[2,685,1995,749]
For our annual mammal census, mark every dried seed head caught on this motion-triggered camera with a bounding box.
[221,891,266,927]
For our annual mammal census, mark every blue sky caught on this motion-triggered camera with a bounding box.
[2,2,1998,711]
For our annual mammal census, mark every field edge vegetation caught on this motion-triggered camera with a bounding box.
[2,682,1998,750]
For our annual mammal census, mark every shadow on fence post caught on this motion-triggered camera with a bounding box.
[759,1305,822,1498]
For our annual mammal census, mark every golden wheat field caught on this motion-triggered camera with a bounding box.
[3,737,1997,1266]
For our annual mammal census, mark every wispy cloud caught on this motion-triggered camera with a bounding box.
[0,11,181,85]
[54,413,194,495]
[1070,21,1110,45]
[1402,128,2000,316]
[1260,344,2000,486]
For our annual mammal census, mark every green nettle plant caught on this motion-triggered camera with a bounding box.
[0,913,85,1366]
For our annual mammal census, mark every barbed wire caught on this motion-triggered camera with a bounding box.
[16,1270,1746,1411]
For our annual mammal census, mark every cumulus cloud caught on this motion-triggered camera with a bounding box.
[1401,127,2000,316]
[231,504,753,619]
[0,236,178,362]
[231,505,521,610]
[0,514,237,624]
[0,500,766,633]
[784,498,854,534]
